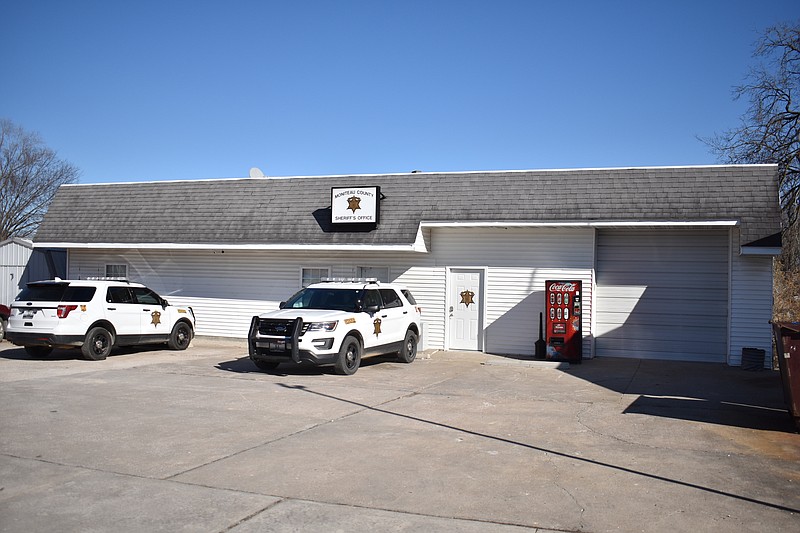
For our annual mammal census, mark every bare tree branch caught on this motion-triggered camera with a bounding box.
[0,119,80,240]
[703,21,800,268]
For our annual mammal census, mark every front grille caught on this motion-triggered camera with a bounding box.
[257,319,310,337]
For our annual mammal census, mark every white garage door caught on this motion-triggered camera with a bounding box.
[595,230,729,362]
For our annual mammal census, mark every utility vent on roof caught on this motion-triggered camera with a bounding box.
[249,167,266,178]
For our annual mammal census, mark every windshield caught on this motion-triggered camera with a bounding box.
[283,288,363,312]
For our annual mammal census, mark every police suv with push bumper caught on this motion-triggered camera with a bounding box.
[5,278,195,360]
[248,278,421,375]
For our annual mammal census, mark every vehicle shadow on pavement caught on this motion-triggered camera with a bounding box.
[215,354,397,376]
[0,346,83,361]
[0,343,170,361]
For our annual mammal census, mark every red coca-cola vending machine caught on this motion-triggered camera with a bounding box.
[545,280,582,363]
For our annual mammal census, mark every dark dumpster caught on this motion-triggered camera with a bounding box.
[771,321,800,430]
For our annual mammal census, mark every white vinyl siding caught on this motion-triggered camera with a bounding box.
[595,230,729,362]
[729,229,774,366]
[67,249,432,338]
[424,227,595,357]
[65,226,778,364]
[67,226,778,365]
[66,227,596,356]
[69,250,301,337]
[393,266,445,349]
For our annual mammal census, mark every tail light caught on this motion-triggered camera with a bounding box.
[57,305,78,318]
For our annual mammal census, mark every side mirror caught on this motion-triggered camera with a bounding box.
[279,301,287,309]
[366,305,380,314]
[161,298,169,308]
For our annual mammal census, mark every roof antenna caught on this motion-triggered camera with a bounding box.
[249,167,265,178]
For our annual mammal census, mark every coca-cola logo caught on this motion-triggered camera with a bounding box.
[549,282,577,292]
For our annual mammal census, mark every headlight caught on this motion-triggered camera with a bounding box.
[307,321,338,332]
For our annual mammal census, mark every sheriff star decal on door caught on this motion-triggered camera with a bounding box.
[460,290,475,307]
[151,310,161,327]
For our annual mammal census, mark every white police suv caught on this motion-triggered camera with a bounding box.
[248,279,421,375]
[6,279,195,360]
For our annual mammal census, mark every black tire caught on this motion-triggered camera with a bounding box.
[253,359,280,372]
[167,321,193,350]
[335,335,361,375]
[397,330,418,363]
[81,327,113,361]
[25,345,52,358]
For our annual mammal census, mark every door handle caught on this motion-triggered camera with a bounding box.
[107,307,116,311]
[143,309,150,312]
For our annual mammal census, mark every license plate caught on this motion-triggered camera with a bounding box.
[256,340,292,352]
[22,310,36,319]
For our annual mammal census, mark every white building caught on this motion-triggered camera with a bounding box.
[32,165,782,365]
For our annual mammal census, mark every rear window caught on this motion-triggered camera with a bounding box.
[401,289,417,305]
[63,286,96,302]
[379,289,403,309]
[15,284,96,303]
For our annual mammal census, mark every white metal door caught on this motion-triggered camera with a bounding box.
[448,269,482,351]
[376,288,407,345]
[132,287,170,337]
[105,286,141,337]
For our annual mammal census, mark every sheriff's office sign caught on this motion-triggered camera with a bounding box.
[331,186,380,224]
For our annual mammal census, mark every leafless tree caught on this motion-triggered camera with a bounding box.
[0,119,79,240]
[706,21,799,268]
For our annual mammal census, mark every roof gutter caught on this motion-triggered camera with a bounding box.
[34,220,740,253]
[740,246,782,256]
[31,242,428,252]
[418,220,740,229]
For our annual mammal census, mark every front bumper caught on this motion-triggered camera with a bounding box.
[249,346,339,366]
[5,331,84,348]
[248,315,338,366]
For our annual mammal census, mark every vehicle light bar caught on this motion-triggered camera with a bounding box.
[320,277,379,283]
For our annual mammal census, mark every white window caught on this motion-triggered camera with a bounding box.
[358,266,389,283]
[301,267,330,287]
[105,264,127,279]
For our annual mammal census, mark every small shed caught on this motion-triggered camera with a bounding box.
[0,238,66,306]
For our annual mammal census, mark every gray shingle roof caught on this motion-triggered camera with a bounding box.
[34,165,781,248]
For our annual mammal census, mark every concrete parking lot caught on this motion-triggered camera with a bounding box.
[1,338,798,532]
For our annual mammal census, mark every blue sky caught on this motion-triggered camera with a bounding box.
[2,1,798,184]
